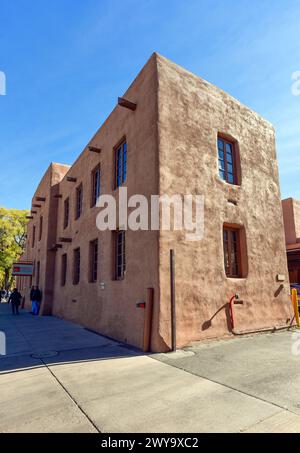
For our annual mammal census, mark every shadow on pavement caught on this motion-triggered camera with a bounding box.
[0,302,143,375]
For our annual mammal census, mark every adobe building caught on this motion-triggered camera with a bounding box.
[282,198,300,283]
[19,53,293,352]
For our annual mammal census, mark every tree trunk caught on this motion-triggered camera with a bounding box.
[4,268,10,291]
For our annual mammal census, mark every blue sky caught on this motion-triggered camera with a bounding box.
[0,0,300,209]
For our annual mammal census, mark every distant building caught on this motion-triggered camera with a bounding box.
[282,198,300,283]
[19,54,292,352]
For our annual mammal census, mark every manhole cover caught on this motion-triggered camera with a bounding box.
[31,351,59,359]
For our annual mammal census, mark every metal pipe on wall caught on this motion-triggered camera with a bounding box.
[170,249,176,352]
[143,288,154,352]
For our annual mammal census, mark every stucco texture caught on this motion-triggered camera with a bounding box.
[156,54,292,348]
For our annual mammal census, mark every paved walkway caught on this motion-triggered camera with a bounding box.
[1,302,300,433]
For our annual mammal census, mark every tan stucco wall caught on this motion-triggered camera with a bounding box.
[156,55,292,349]
[293,200,300,242]
[282,198,300,284]
[22,163,70,311]
[282,198,297,245]
[51,54,161,350]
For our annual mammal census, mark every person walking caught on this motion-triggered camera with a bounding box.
[30,286,35,314]
[34,286,42,315]
[8,288,22,315]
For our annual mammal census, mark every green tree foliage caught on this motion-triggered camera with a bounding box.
[0,207,29,289]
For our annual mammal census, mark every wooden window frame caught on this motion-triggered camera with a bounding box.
[39,216,43,241]
[223,227,242,278]
[114,231,126,280]
[32,225,36,248]
[218,136,238,185]
[75,184,83,220]
[63,197,70,229]
[61,253,67,287]
[73,248,80,285]
[36,261,40,286]
[91,165,101,208]
[114,139,127,189]
[89,239,98,283]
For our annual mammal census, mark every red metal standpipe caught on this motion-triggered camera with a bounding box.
[229,295,237,331]
[229,294,244,332]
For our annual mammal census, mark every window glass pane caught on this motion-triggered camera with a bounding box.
[223,238,229,272]
[218,150,224,159]
[226,152,232,164]
[117,148,122,187]
[227,163,233,174]
[116,231,125,278]
[226,143,232,153]
[96,170,101,198]
[219,170,226,181]
[228,173,234,184]
[218,139,224,150]
[219,160,225,170]
[123,143,127,182]
[223,228,242,278]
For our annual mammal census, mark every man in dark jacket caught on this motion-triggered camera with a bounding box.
[8,288,22,315]
[29,286,35,314]
[34,287,42,315]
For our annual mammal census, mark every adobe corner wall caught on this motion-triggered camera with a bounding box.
[156,55,292,349]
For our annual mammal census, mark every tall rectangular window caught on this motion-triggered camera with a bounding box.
[32,225,36,248]
[115,141,127,188]
[39,216,43,241]
[61,254,67,287]
[75,184,83,220]
[115,231,126,280]
[64,198,70,229]
[73,248,80,285]
[218,137,237,185]
[223,227,241,278]
[91,165,101,207]
[89,239,98,282]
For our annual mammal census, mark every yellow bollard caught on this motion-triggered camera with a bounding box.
[292,289,300,328]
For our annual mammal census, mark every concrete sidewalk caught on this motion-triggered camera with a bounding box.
[1,302,300,433]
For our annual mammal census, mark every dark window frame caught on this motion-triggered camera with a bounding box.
[218,136,237,185]
[64,197,70,229]
[73,248,80,285]
[91,165,101,208]
[36,261,40,286]
[114,231,126,280]
[223,227,242,278]
[61,253,67,287]
[39,216,43,241]
[89,239,98,283]
[32,225,36,248]
[75,184,83,220]
[115,140,127,189]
